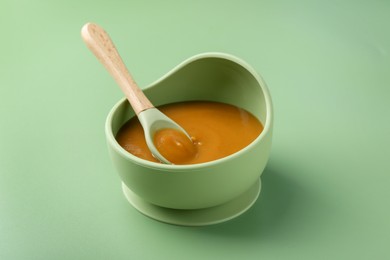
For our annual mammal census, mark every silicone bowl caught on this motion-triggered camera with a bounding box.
[106,52,273,210]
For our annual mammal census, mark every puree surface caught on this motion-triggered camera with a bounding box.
[116,101,263,165]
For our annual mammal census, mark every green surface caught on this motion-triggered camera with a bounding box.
[1,0,389,259]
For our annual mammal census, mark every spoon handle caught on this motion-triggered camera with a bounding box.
[81,23,153,115]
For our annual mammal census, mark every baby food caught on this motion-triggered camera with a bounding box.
[116,101,263,165]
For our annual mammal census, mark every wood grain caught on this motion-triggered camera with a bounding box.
[81,23,154,115]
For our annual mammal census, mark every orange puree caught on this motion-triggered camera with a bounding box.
[116,101,263,165]
[154,128,197,164]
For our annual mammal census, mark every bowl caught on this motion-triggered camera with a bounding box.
[105,52,273,225]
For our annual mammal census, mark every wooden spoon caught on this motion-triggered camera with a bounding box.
[81,22,194,164]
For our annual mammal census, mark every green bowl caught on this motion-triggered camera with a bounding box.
[106,52,273,210]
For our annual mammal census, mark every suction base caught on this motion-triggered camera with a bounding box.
[122,179,261,226]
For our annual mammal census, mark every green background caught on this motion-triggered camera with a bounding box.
[1,0,389,259]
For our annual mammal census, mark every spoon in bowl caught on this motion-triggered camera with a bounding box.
[81,22,195,164]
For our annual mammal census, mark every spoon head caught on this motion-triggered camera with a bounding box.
[138,108,191,164]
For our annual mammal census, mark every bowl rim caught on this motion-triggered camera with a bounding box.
[105,52,273,171]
